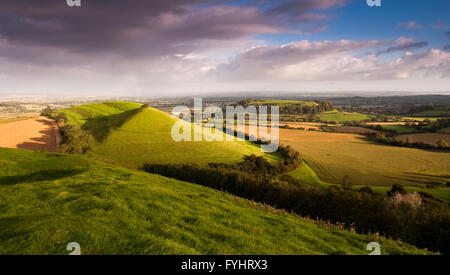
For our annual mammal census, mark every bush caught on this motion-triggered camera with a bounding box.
[387,184,407,197]
[359,186,375,195]
[56,112,68,123]
[40,106,53,117]
[58,125,93,155]
[437,139,448,149]
[279,174,299,185]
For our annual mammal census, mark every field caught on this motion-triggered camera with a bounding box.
[0,117,61,152]
[316,111,373,123]
[0,148,431,255]
[279,129,450,202]
[58,102,274,168]
[397,133,450,146]
[381,125,421,134]
[0,116,38,125]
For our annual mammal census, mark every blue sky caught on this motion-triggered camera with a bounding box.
[259,0,449,49]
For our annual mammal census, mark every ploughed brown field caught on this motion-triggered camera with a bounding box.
[397,133,450,146]
[0,117,61,152]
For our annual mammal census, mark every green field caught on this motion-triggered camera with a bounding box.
[381,125,420,134]
[0,148,431,255]
[279,129,450,202]
[316,111,373,123]
[58,102,274,168]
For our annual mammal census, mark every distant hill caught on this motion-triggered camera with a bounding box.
[0,148,432,255]
[251,99,319,107]
[57,102,275,168]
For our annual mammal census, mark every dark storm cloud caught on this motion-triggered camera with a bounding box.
[0,0,227,54]
[0,0,345,62]
[269,0,347,14]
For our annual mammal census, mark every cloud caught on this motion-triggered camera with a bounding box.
[398,21,424,30]
[0,0,342,64]
[376,38,428,55]
[209,39,450,81]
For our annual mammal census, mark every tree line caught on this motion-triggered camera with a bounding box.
[142,147,450,254]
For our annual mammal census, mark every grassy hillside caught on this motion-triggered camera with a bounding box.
[279,129,450,202]
[0,148,432,255]
[58,102,273,168]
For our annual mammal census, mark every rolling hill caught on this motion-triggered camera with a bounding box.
[0,148,432,255]
[57,102,275,168]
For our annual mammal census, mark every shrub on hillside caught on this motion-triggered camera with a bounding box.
[387,184,407,197]
[40,106,53,117]
[58,125,93,155]
[437,139,448,148]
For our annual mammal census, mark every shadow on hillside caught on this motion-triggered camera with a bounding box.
[354,135,450,153]
[0,169,87,186]
[82,109,141,142]
[16,119,58,152]
[0,216,42,243]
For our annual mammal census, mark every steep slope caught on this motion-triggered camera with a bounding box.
[0,148,432,255]
[58,102,273,168]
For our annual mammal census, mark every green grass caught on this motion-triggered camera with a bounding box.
[279,129,450,202]
[57,102,274,168]
[286,162,329,187]
[401,117,440,122]
[0,148,433,255]
[316,111,373,123]
[381,125,420,134]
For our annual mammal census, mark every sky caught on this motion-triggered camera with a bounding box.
[0,0,449,97]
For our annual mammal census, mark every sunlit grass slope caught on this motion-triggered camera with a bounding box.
[58,102,273,168]
[0,148,432,255]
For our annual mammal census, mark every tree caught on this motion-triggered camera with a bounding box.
[56,112,68,123]
[41,106,53,117]
[141,103,149,108]
[387,184,407,197]
[437,139,448,148]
